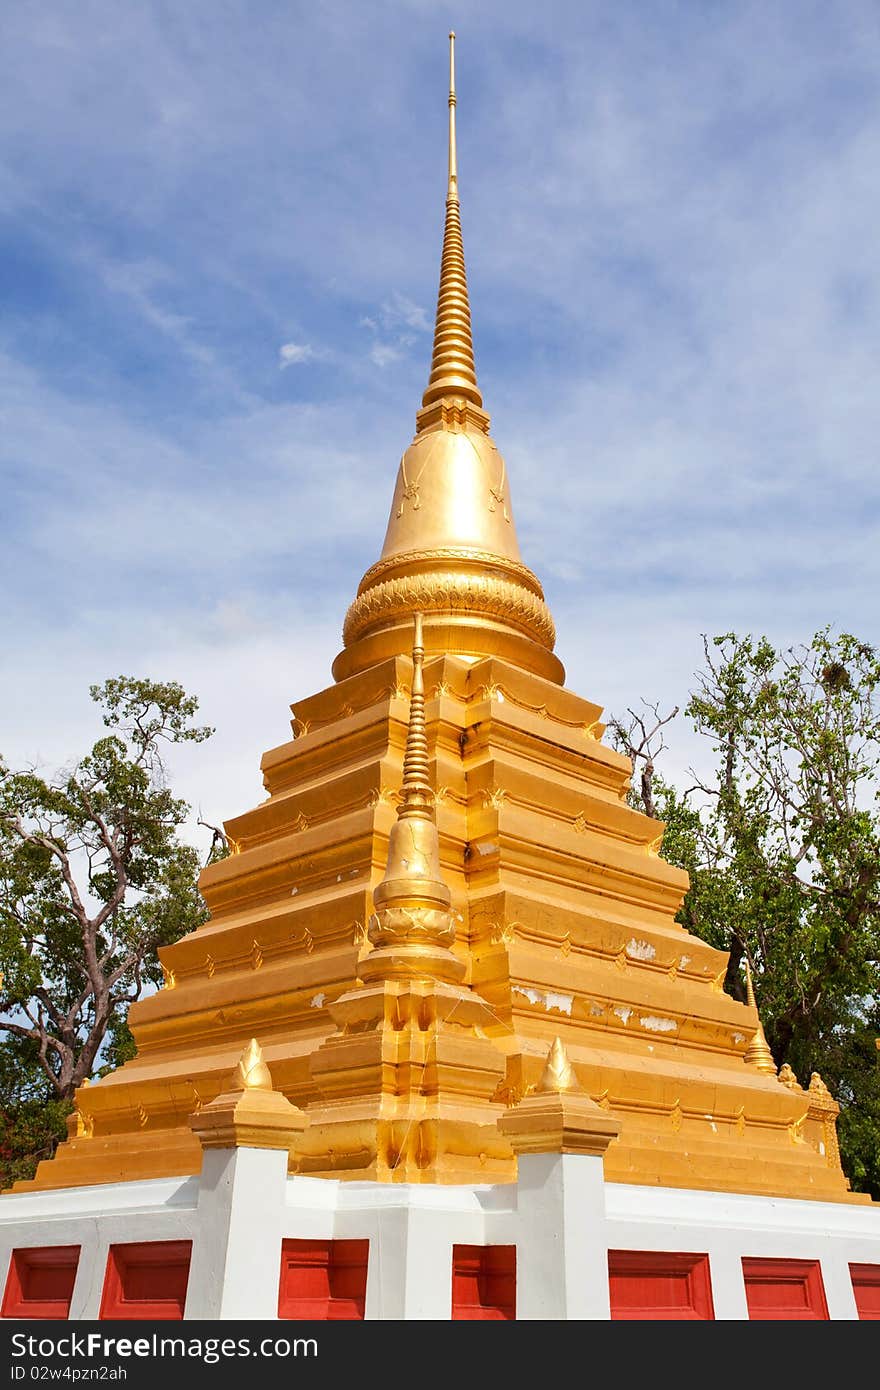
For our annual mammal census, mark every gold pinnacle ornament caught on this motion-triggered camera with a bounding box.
[540,1037,578,1093]
[362,611,463,985]
[189,1039,308,1153]
[231,1037,274,1090]
[500,1038,621,1157]
[743,961,778,1076]
[421,32,481,410]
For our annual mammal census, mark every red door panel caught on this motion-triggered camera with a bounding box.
[100,1241,192,1320]
[742,1257,828,1320]
[608,1250,714,1320]
[2,1246,80,1319]
[850,1263,880,1320]
[452,1245,516,1320]
[278,1239,368,1320]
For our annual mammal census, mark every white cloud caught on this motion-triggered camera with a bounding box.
[383,291,431,334]
[369,342,403,368]
[278,341,316,368]
[0,610,340,861]
[360,290,431,368]
[2,0,880,835]
[101,258,222,375]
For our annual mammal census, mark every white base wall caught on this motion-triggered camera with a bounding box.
[1,1154,878,1320]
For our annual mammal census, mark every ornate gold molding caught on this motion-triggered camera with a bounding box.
[807,1071,844,1173]
[344,570,556,651]
[357,546,545,597]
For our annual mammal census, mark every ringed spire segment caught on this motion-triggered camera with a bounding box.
[448,30,457,197]
[398,611,434,819]
[743,960,778,1076]
[421,30,482,412]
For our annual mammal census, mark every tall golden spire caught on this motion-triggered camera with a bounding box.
[397,610,434,820]
[302,610,511,1183]
[447,29,457,197]
[362,612,463,985]
[743,960,778,1076]
[421,31,482,411]
[333,34,562,687]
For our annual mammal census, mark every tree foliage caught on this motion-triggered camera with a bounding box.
[0,677,213,1114]
[613,630,880,1198]
[0,1038,71,1188]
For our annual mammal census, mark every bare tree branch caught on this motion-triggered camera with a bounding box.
[608,700,679,819]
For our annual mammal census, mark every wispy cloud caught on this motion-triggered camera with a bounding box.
[361,289,432,366]
[2,1,879,845]
[369,342,403,368]
[101,259,217,370]
[278,341,317,367]
[381,291,431,334]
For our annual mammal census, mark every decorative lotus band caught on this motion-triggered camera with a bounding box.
[356,546,547,598]
[344,567,557,651]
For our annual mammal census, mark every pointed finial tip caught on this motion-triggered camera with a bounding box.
[231,1037,274,1091]
[744,957,757,1007]
[741,965,777,1076]
[539,1037,578,1093]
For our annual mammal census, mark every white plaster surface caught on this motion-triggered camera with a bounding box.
[1,1158,878,1320]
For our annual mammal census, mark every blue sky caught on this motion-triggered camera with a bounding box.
[2,1,879,840]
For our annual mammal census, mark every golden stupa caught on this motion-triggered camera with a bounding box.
[19,34,863,1203]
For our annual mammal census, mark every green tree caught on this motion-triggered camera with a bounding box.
[0,1038,70,1188]
[0,678,215,1183]
[612,630,880,1198]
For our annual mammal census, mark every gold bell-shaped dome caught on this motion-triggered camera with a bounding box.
[334,33,562,686]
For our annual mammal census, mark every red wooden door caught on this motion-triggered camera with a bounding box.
[451,1245,516,1320]
[2,1246,80,1319]
[278,1239,368,1320]
[100,1240,192,1320]
[608,1250,715,1320]
[741,1257,828,1320]
[850,1263,880,1320]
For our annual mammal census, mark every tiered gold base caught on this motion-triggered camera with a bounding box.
[15,653,865,1203]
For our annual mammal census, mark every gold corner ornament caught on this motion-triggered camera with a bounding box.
[778,1062,802,1091]
[539,1037,577,1094]
[500,1039,621,1158]
[231,1037,274,1091]
[805,1072,844,1174]
[189,1038,308,1153]
[742,960,777,1075]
